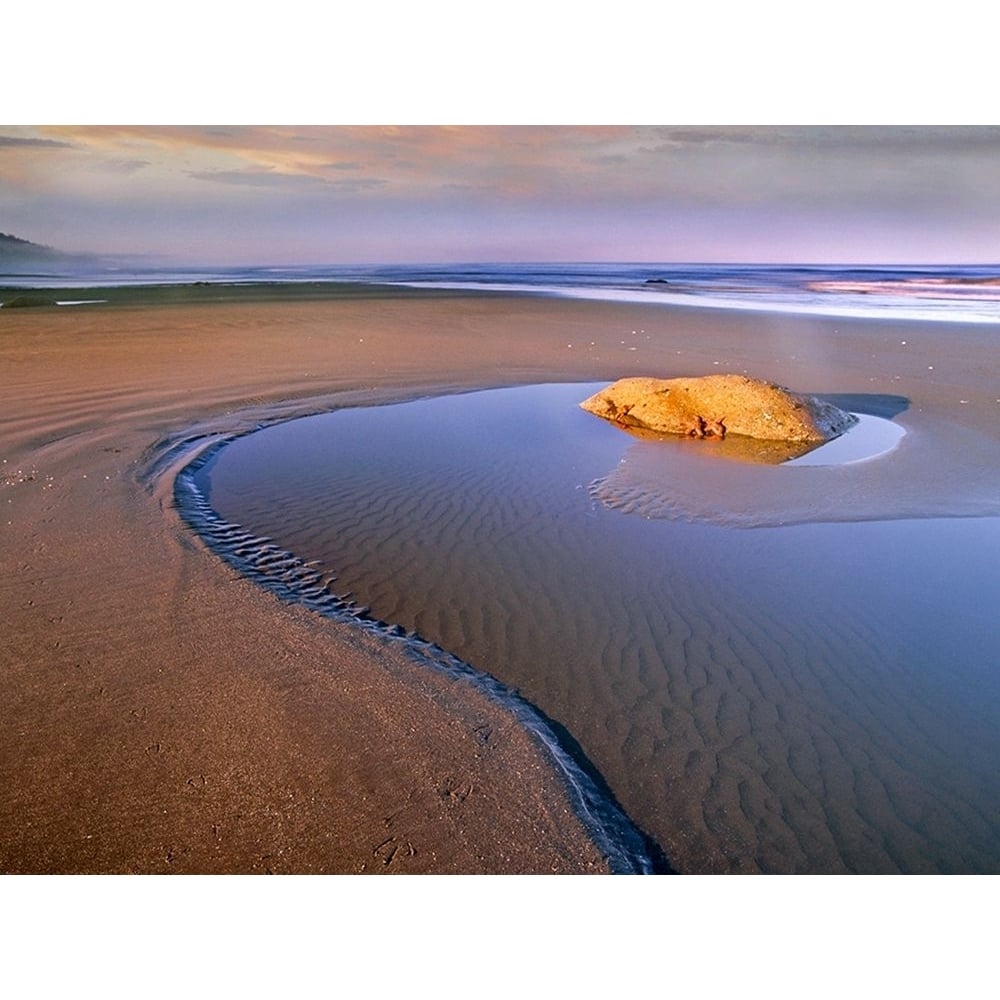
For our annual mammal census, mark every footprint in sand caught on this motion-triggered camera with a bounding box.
[373,836,415,867]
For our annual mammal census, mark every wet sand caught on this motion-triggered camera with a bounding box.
[2,289,997,873]
[199,385,1000,873]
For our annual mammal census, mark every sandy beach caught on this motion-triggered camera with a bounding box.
[2,288,998,874]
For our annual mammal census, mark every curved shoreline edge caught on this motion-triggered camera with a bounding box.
[171,435,659,875]
[6,291,998,874]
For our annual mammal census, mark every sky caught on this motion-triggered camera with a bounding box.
[4,124,1000,266]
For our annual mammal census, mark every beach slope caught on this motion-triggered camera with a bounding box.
[3,290,997,873]
[0,294,642,873]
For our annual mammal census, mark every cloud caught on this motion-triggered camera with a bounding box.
[104,158,151,174]
[0,134,73,148]
[188,168,332,190]
[7,125,1000,264]
[583,154,629,166]
[187,167,387,194]
[331,177,388,191]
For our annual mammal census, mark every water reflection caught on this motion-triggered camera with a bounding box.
[787,413,906,466]
[595,401,907,467]
[196,382,1000,873]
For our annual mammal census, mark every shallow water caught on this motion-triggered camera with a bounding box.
[786,413,905,466]
[194,383,1000,873]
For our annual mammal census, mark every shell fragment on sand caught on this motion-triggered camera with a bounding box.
[580,374,857,443]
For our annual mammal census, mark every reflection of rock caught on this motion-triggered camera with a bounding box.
[580,374,857,443]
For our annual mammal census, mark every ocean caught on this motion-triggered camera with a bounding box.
[5,261,1000,324]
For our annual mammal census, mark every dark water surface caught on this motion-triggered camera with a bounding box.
[193,383,1000,873]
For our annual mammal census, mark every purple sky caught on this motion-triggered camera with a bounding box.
[3,125,1000,265]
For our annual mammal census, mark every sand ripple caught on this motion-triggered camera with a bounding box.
[176,437,655,875]
[589,413,999,527]
[197,384,1000,873]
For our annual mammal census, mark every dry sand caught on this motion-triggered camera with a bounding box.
[2,290,997,873]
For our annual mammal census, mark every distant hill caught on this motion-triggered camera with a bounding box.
[0,231,86,271]
[1,231,59,256]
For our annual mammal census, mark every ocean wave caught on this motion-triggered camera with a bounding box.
[6,261,1000,323]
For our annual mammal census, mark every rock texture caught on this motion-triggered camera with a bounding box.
[580,374,857,443]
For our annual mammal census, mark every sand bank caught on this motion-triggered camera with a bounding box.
[2,290,997,873]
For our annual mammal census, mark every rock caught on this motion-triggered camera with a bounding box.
[580,374,857,443]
